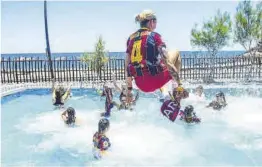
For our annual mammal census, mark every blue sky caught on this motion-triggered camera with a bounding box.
[1,1,248,53]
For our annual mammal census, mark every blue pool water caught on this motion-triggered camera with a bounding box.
[1,86,262,166]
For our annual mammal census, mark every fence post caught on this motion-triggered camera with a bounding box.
[2,58,6,83]
[259,57,261,80]
[14,59,19,83]
[232,58,235,79]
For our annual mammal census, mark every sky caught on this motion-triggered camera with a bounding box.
[1,0,252,54]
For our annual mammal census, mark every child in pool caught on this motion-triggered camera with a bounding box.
[194,85,205,101]
[99,84,119,117]
[92,118,111,159]
[112,73,139,110]
[206,91,227,110]
[179,105,201,124]
[52,80,72,108]
[61,107,81,126]
[160,86,189,122]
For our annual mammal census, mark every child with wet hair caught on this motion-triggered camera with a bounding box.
[207,91,227,110]
[179,105,201,123]
[160,86,189,122]
[61,107,76,126]
[92,118,111,159]
[52,80,72,107]
[195,85,205,98]
[112,73,139,111]
[99,84,119,117]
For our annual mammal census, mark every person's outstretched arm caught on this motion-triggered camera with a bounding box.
[61,84,72,103]
[168,91,175,101]
[112,72,122,92]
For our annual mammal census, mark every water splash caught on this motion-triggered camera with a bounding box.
[1,87,262,166]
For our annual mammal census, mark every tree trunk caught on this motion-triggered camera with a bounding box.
[204,51,216,83]
[44,0,54,80]
[246,51,256,82]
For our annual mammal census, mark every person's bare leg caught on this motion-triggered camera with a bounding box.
[168,50,181,73]
[161,49,182,85]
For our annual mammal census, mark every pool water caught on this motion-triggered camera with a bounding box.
[1,87,262,166]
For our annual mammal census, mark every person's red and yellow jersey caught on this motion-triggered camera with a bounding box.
[93,132,111,151]
[126,28,172,92]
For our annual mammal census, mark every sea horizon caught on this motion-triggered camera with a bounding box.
[0,50,249,70]
[1,50,246,60]
[1,50,245,55]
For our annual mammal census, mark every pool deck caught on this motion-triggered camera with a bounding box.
[0,81,124,97]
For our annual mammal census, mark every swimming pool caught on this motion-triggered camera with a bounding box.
[1,86,262,166]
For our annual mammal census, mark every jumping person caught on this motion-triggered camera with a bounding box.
[125,9,185,103]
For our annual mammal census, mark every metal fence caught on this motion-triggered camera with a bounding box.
[1,55,261,83]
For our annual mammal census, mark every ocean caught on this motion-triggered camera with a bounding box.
[1,51,245,70]
[1,51,245,60]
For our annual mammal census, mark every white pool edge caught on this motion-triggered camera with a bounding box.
[0,81,124,97]
[1,81,262,97]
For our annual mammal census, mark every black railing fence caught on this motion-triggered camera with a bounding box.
[1,55,261,83]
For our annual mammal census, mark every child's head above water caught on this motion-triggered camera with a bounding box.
[195,85,204,96]
[55,90,61,98]
[59,86,65,93]
[172,87,189,100]
[102,83,113,94]
[98,118,110,133]
[65,107,76,125]
[66,107,75,117]
[104,85,109,90]
[103,82,111,89]
[184,105,194,123]
[215,91,226,104]
[184,105,194,117]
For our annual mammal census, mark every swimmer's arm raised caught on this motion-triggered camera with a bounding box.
[61,84,72,102]
[66,84,72,92]
[168,91,175,101]
[112,73,122,92]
